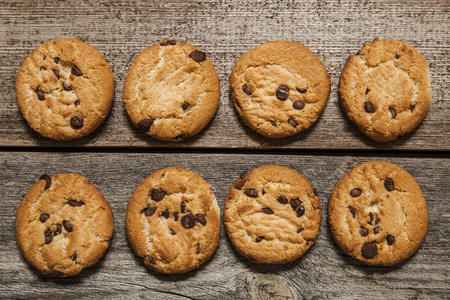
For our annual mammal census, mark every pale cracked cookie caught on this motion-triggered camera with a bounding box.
[339,38,431,142]
[123,39,220,142]
[224,165,321,264]
[16,38,114,141]
[328,161,428,266]
[125,167,220,274]
[230,41,331,138]
[15,173,114,277]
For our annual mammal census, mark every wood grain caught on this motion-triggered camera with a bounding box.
[1,152,448,299]
[0,0,448,150]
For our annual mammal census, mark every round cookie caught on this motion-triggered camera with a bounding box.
[328,161,428,266]
[15,173,114,277]
[123,39,220,142]
[125,167,220,274]
[16,38,114,141]
[224,165,321,264]
[230,40,331,138]
[339,38,431,142]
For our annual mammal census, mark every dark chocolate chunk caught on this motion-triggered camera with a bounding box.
[53,223,62,235]
[197,242,201,254]
[40,213,49,223]
[384,178,394,191]
[277,196,288,204]
[290,198,301,211]
[387,234,395,245]
[296,206,305,217]
[39,174,51,190]
[72,252,77,261]
[63,220,73,232]
[52,69,60,79]
[160,39,176,46]
[373,226,380,234]
[196,214,207,226]
[269,120,277,126]
[71,65,82,76]
[365,88,370,95]
[54,57,60,64]
[389,108,396,119]
[151,188,166,201]
[368,212,374,225]
[181,202,186,213]
[348,206,356,218]
[161,208,169,219]
[68,200,85,207]
[173,212,179,221]
[297,228,304,233]
[234,181,244,190]
[313,188,318,196]
[242,84,252,95]
[276,85,289,100]
[142,206,157,217]
[255,237,264,243]
[138,118,153,133]
[176,133,189,142]
[350,188,362,197]
[181,214,196,229]
[145,256,156,264]
[296,87,307,93]
[74,99,80,107]
[40,66,47,71]
[261,207,273,214]
[62,82,72,91]
[44,229,53,244]
[36,87,45,101]
[169,229,176,235]
[181,102,189,110]
[410,104,416,112]
[374,215,380,225]
[70,115,84,129]
[293,100,305,110]
[240,171,249,180]
[364,101,375,113]
[244,189,258,198]
[360,227,369,237]
[395,53,399,59]
[189,50,206,62]
[361,242,378,259]
[288,117,298,127]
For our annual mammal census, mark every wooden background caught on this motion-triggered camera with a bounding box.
[0,0,449,299]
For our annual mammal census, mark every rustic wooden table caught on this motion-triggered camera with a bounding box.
[1,1,449,299]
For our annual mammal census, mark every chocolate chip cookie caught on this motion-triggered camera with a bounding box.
[16,38,115,141]
[339,38,431,142]
[230,40,331,138]
[123,39,220,142]
[15,173,114,277]
[224,165,321,264]
[125,167,220,273]
[328,161,428,266]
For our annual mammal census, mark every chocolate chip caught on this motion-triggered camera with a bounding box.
[269,120,277,126]
[68,200,85,207]
[293,101,305,110]
[276,85,289,100]
[138,118,153,133]
[364,101,375,113]
[245,189,258,198]
[189,50,206,62]
[36,88,45,101]
[53,224,62,236]
[384,178,394,191]
[290,198,301,211]
[235,181,244,190]
[74,99,80,107]
[313,188,318,196]
[242,84,252,95]
[296,206,305,217]
[62,82,72,91]
[160,39,176,46]
[151,188,166,201]
[176,133,189,142]
[262,208,273,214]
[365,88,370,95]
[181,214,196,228]
[288,117,298,127]
[410,104,416,112]
[70,115,84,129]
[277,196,288,204]
[162,208,169,219]
[169,229,176,235]
[196,214,207,226]
[350,188,362,197]
[173,212,179,221]
[240,171,249,180]
[255,237,264,243]
[145,256,156,264]
[39,174,51,190]
[72,252,77,261]
[54,57,60,64]
[296,87,307,93]
[71,65,82,76]
[361,242,378,259]
[395,53,399,59]
[181,102,189,110]
[389,108,396,119]
[52,69,60,79]
[368,212,374,225]
[40,66,46,71]
[373,226,380,234]
[261,188,265,195]
[181,202,186,213]
[387,234,395,245]
[40,213,49,223]
[297,228,304,233]
[44,229,53,244]
[197,242,201,254]
[142,206,157,217]
[375,215,380,225]
[43,56,47,60]
[360,227,369,237]
[348,206,356,218]
[63,220,73,232]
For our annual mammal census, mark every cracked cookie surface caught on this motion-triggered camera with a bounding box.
[339,38,431,142]
[123,39,220,142]
[125,167,220,274]
[328,161,428,266]
[230,40,330,138]
[15,173,113,277]
[16,38,114,141]
[224,165,321,264]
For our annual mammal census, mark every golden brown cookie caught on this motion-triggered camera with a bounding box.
[123,39,220,142]
[224,165,321,264]
[125,167,220,274]
[230,40,331,138]
[328,161,428,266]
[16,38,114,141]
[339,38,431,142]
[15,173,114,277]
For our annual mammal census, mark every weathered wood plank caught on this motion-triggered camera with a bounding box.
[1,152,448,298]
[0,0,448,150]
